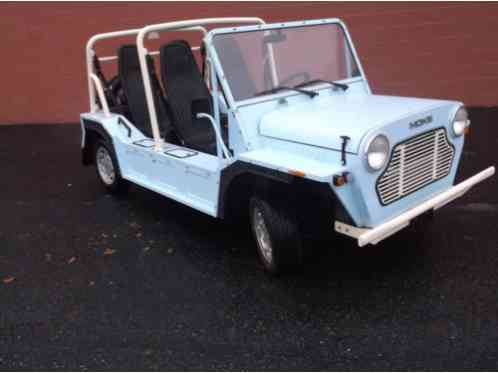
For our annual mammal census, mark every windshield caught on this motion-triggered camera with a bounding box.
[213,23,361,101]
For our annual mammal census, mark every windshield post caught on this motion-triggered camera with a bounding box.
[264,31,279,88]
[207,52,220,135]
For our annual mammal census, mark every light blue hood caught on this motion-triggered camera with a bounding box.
[259,94,453,153]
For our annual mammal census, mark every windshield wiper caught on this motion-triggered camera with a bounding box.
[255,85,318,99]
[295,79,349,91]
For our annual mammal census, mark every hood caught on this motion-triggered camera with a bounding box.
[259,94,453,153]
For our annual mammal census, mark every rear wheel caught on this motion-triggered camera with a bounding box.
[94,140,128,194]
[249,196,303,274]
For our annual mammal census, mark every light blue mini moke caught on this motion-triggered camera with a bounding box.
[81,17,494,274]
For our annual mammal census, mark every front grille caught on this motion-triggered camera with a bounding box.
[376,128,454,205]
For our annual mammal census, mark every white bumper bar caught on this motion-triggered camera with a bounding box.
[335,166,495,247]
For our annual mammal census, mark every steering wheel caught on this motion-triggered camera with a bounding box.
[278,72,311,87]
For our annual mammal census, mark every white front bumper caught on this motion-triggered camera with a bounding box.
[335,166,495,247]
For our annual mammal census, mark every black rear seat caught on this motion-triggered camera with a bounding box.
[160,40,217,155]
[118,45,176,141]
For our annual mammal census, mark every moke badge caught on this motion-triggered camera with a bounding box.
[409,115,433,129]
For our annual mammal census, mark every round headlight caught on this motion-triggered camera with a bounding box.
[366,135,389,171]
[452,106,469,137]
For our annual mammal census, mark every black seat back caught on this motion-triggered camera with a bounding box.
[160,40,216,153]
[118,45,174,140]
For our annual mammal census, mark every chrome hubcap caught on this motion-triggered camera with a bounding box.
[96,146,115,186]
[252,206,273,264]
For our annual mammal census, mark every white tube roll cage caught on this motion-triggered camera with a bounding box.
[86,25,208,116]
[136,18,266,151]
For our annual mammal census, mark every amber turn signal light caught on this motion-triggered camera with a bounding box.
[333,175,346,186]
[288,169,306,177]
[333,172,351,187]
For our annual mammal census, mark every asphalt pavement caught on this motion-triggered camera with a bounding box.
[0,107,497,370]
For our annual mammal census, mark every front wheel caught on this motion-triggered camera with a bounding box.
[94,140,128,194]
[249,196,303,274]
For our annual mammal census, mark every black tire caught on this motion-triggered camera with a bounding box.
[93,140,129,194]
[249,196,304,274]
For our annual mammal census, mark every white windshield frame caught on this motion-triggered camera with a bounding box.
[206,18,371,109]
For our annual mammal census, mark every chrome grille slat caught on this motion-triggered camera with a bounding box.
[404,141,437,155]
[436,154,453,164]
[403,153,437,170]
[403,134,437,148]
[404,146,435,158]
[376,128,455,205]
[405,130,436,142]
[437,148,453,156]
[379,159,434,186]
[402,169,436,190]
[402,165,436,183]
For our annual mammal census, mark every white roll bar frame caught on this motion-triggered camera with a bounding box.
[86,25,208,113]
[85,18,266,158]
[89,73,110,117]
[135,17,266,150]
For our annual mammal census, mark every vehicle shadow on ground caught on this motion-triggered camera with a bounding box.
[122,181,437,310]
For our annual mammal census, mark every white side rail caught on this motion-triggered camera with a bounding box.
[196,113,231,160]
[136,17,266,150]
[335,166,495,247]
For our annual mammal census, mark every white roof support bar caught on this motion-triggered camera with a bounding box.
[98,46,201,63]
[136,17,265,151]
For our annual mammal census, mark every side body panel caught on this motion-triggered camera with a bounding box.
[80,112,222,217]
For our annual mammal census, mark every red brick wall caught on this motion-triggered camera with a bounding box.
[2,2,498,124]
